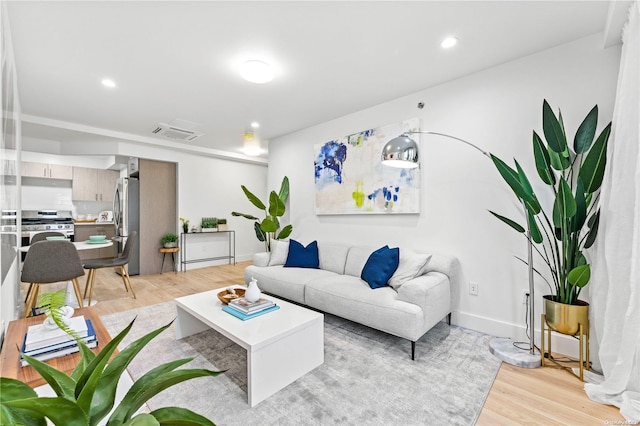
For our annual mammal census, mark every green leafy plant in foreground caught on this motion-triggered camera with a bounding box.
[232,175,293,251]
[0,318,222,426]
[489,100,610,305]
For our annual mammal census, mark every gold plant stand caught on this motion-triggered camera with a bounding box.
[541,313,590,381]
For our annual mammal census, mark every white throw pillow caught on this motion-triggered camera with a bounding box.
[388,250,432,290]
[268,239,290,266]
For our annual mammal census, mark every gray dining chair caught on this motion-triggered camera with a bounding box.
[21,240,85,317]
[83,231,137,305]
[24,232,68,303]
[30,231,66,244]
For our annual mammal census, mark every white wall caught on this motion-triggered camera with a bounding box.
[267,34,621,352]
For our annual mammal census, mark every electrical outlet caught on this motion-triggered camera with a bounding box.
[522,290,530,304]
[469,281,478,296]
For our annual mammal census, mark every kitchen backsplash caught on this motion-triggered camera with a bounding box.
[22,182,111,217]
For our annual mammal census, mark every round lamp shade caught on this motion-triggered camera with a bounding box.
[381,134,419,168]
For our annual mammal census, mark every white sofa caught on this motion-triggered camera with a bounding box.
[244,241,460,359]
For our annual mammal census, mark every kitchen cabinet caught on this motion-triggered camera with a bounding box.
[74,223,116,261]
[22,161,73,179]
[72,167,119,202]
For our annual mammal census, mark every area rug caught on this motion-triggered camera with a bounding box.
[101,302,501,425]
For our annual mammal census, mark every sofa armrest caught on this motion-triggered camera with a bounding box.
[252,252,270,267]
[396,272,450,310]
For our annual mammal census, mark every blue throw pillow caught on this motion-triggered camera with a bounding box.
[284,240,320,269]
[361,245,400,289]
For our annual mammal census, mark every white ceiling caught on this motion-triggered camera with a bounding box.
[6,1,623,163]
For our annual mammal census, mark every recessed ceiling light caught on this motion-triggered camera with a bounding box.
[441,37,458,49]
[240,60,274,84]
[250,122,260,129]
[101,78,116,88]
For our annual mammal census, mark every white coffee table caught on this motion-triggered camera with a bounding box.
[174,288,324,407]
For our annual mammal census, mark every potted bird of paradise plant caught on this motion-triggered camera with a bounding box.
[489,100,611,335]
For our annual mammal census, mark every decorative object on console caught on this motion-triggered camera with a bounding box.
[244,277,261,303]
[201,217,218,232]
[231,176,292,251]
[284,240,319,269]
[314,118,420,215]
[180,217,190,233]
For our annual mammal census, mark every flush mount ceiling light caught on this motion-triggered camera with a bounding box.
[242,131,262,156]
[101,78,116,88]
[441,36,458,49]
[250,122,260,129]
[240,60,274,84]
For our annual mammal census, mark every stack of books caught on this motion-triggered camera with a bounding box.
[222,297,279,320]
[20,315,97,366]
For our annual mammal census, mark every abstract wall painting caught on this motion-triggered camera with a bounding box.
[314,118,421,215]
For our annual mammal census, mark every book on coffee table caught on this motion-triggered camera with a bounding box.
[222,304,280,321]
[228,297,274,314]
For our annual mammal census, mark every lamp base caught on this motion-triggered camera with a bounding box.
[489,337,541,369]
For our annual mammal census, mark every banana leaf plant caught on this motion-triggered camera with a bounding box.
[0,317,222,426]
[489,100,611,305]
[231,176,293,251]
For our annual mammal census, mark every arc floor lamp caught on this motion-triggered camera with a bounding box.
[382,131,541,368]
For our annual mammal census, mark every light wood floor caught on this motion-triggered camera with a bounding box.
[25,261,624,424]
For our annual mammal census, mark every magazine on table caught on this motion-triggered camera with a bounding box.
[228,297,275,314]
[222,304,280,321]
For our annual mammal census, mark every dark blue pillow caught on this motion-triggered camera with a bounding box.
[361,246,400,289]
[284,240,319,269]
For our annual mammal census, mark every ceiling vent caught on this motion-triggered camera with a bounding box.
[152,123,204,141]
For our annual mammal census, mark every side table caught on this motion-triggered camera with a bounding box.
[160,247,179,273]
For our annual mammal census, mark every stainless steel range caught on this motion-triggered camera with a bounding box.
[21,210,75,244]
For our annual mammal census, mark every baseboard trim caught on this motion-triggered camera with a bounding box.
[453,310,586,359]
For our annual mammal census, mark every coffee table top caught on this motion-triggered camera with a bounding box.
[174,288,323,351]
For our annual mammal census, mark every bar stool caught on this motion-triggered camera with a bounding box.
[160,247,179,273]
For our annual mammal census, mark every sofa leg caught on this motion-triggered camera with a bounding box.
[411,341,416,360]
[447,313,451,326]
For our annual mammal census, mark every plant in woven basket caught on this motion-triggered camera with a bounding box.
[0,319,222,425]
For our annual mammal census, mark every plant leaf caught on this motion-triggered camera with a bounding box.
[489,211,525,233]
[268,191,285,217]
[532,131,555,185]
[231,212,259,221]
[572,178,587,233]
[261,217,277,233]
[122,413,161,426]
[87,321,175,424]
[253,222,266,242]
[584,210,600,249]
[150,407,216,426]
[542,100,567,153]
[515,160,541,214]
[276,224,293,240]
[526,210,543,244]
[278,176,290,202]
[548,146,571,171]
[579,122,611,193]
[2,397,88,426]
[108,358,195,425]
[553,177,577,228]
[568,264,591,288]
[0,378,46,426]
[120,369,224,421]
[574,105,598,154]
[490,155,529,202]
[240,185,266,211]
[19,353,76,398]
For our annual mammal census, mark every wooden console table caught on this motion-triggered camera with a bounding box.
[0,307,113,388]
[180,230,236,271]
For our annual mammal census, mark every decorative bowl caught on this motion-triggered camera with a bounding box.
[89,235,107,242]
[217,288,245,305]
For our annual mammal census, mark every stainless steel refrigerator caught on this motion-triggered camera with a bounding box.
[113,177,140,275]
